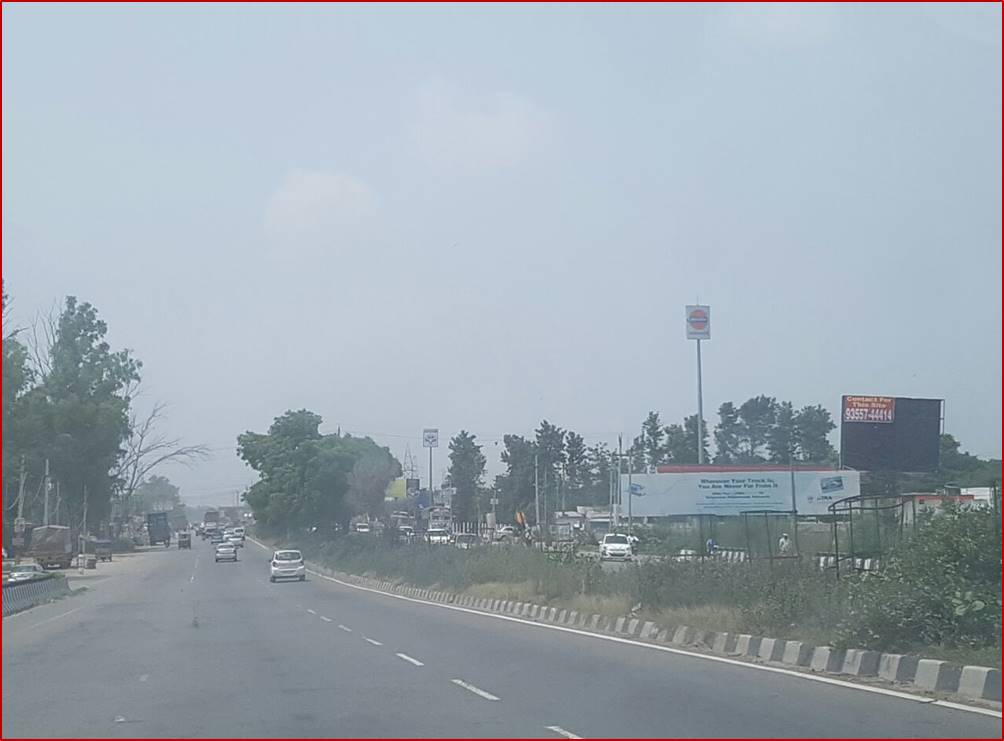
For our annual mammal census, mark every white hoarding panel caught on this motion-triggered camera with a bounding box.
[620,469,859,516]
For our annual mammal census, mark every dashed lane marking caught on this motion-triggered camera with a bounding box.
[451,679,500,701]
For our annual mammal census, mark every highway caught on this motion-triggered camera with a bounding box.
[3,538,1000,739]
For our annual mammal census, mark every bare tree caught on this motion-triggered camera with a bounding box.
[27,302,60,377]
[114,401,210,514]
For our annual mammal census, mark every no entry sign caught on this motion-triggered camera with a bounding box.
[686,305,711,340]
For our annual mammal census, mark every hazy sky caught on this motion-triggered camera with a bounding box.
[4,3,1001,505]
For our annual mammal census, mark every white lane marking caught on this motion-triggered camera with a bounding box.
[364,637,383,646]
[246,535,1002,721]
[190,555,199,582]
[138,674,149,683]
[306,608,317,615]
[320,615,332,622]
[24,607,82,630]
[338,624,352,632]
[546,726,582,739]
[451,678,500,701]
[396,653,424,667]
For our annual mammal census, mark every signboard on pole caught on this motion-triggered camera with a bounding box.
[685,305,711,340]
[621,467,859,516]
[840,396,942,472]
[422,429,439,448]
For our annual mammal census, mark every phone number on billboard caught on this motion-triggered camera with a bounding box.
[843,407,895,423]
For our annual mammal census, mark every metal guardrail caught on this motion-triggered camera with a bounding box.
[2,574,71,617]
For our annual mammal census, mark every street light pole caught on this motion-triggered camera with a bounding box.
[696,338,705,465]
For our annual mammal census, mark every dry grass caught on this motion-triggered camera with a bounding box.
[462,580,540,602]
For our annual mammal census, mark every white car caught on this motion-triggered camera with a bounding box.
[215,543,238,562]
[599,533,633,561]
[354,522,372,534]
[426,529,451,545]
[495,525,517,541]
[226,533,244,548]
[6,563,46,583]
[269,550,306,582]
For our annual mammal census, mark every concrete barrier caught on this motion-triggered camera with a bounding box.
[758,638,785,662]
[614,617,627,634]
[2,575,71,616]
[958,666,1001,701]
[915,660,962,693]
[627,618,640,636]
[877,654,919,683]
[842,649,881,677]
[810,646,844,673]
[712,632,737,654]
[640,621,658,640]
[781,641,814,667]
[672,625,695,645]
[734,634,762,657]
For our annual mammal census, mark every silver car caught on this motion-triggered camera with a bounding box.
[214,543,238,562]
[269,550,306,582]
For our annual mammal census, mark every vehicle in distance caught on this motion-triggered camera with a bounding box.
[495,525,516,540]
[6,562,47,583]
[454,533,479,550]
[146,512,171,547]
[426,528,451,545]
[26,525,75,569]
[599,533,633,561]
[215,543,238,562]
[270,550,305,582]
[354,522,372,534]
[674,548,699,562]
[210,530,225,544]
[226,533,244,548]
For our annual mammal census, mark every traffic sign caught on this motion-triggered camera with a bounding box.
[686,305,711,340]
[422,428,439,448]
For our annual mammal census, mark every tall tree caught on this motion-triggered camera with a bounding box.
[663,422,690,463]
[496,434,537,522]
[640,412,666,470]
[132,475,182,513]
[2,284,33,498]
[583,443,614,507]
[793,404,837,464]
[563,431,587,504]
[446,430,486,523]
[534,420,565,514]
[767,401,797,463]
[713,402,741,463]
[737,395,777,462]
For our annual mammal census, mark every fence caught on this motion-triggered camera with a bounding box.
[2,574,71,616]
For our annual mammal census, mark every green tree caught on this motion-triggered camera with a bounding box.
[767,401,797,463]
[30,297,141,530]
[793,404,837,464]
[132,475,182,513]
[446,430,486,523]
[2,284,33,498]
[737,395,777,462]
[663,422,690,463]
[535,420,565,514]
[583,442,614,507]
[713,402,741,463]
[563,431,588,502]
[496,434,537,522]
[640,411,666,470]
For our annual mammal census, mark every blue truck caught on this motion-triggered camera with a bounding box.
[146,512,171,547]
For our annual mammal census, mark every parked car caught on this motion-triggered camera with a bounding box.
[6,562,47,583]
[599,533,633,561]
[269,550,306,582]
[454,533,479,550]
[495,525,517,541]
[426,528,451,545]
[354,522,372,534]
[214,543,238,562]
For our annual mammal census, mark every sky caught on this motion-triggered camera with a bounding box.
[3,3,1001,506]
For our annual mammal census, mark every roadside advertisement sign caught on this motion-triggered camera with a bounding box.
[685,305,711,340]
[422,428,439,448]
[843,396,896,423]
[621,467,860,516]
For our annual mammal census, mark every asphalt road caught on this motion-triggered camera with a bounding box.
[3,538,1000,739]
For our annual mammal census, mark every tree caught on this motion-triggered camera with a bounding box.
[582,442,614,507]
[563,431,588,504]
[535,420,565,516]
[446,430,486,523]
[793,404,836,464]
[713,402,741,463]
[114,401,209,517]
[238,410,401,534]
[736,395,777,462]
[496,434,537,523]
[663,423,690,463]
[2,284,33,498]
[640,412,666,470]
[132,475,182,513]
[29,297,141,529]
[767,401,797,463]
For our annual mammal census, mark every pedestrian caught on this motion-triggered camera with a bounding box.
[778,532,793,555]
[705,536,716,555]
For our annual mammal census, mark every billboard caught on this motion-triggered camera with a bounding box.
[621,467,860,516]
[840,396,942,472]
[685,305,711,340]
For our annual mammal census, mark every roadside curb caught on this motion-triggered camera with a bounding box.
[249,536,1001,706]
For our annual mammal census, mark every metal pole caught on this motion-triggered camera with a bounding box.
[533,454,540,548]
[16,455,26,523]
[616,435,623,529]
[696,339,704,464]
[428,447,433,496]
[790,463,799,556]
[627,462,633,537]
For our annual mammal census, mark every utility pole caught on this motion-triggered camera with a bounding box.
[627,460,633,538]
[616,435,623,529]
[686,305,710,465]
[54,481,61,527]
[43,459,51,526]
[533,454,540,548]
[15,455,26,524]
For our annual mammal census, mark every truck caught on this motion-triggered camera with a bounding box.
[146,512,171,547]
[26,525,75,569]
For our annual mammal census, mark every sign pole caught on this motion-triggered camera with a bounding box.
[696,338,704,465]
